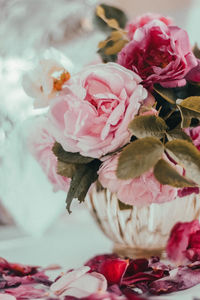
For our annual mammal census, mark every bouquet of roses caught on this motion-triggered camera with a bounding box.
[23,4,200,213]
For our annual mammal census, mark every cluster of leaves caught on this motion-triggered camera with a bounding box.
[52,143,101,213]
[95,4,129,62]
[117,82,200,189]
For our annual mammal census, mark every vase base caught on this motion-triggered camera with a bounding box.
[113,244,166,259]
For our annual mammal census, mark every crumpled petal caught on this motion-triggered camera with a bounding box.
[149,266,200,295]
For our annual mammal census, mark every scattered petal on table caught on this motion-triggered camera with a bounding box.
[5,285,47,299]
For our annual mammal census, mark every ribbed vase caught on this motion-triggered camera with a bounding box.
[86,184,200,258]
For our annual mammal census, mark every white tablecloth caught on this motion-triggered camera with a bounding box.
[0,208,200,300]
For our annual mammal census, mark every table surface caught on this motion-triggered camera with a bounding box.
[0,208,200,300]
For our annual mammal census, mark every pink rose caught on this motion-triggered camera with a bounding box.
[186,126,200,151]
[186,59,200,83]
[98,153,179,206]
[118,20,197,89]
[127,13,172,40]
[49,63,147,158]
[166,220,200,263]
[28,117,71,192]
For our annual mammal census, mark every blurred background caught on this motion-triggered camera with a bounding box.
[0,0,200,267]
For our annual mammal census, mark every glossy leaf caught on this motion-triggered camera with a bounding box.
[128,115,167,139]
[154,159,196,188]
[117,137,164,180]
[165,139,200,184]
[52,142,94,164]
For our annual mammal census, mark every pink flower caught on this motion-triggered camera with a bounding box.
[49,63,147,158]
[186,125,200,150]
[166,220,200,263]
[186,59,200,83]
[127,13,172,40]
[98,153,179,206]
[28,117,71,192]
[139,93,158,116]
[50,266,107,298]
[118,20,197,89]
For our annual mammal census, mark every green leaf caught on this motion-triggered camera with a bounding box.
[154,84,177,104]
[98,29,128,62]
[95,4,128,31]
[193,43,200,59]
[154,159,196,188]
[165,139,200,184]
[52,142,94,164]
[98,46,117,63]
[178,96,200,113]
[177,105,193,128]
[66,160,101,213]
[166,128,192,143]
[177,96,200,128]
[105,39,127,55]
[57,161,77,178]
[117,137,164,180]
[128,115,167,139]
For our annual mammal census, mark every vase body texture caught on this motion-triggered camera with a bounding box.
[86,184,200,258]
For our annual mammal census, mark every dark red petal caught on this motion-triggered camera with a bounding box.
[124,259,149,277]
[122,270,164,285]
